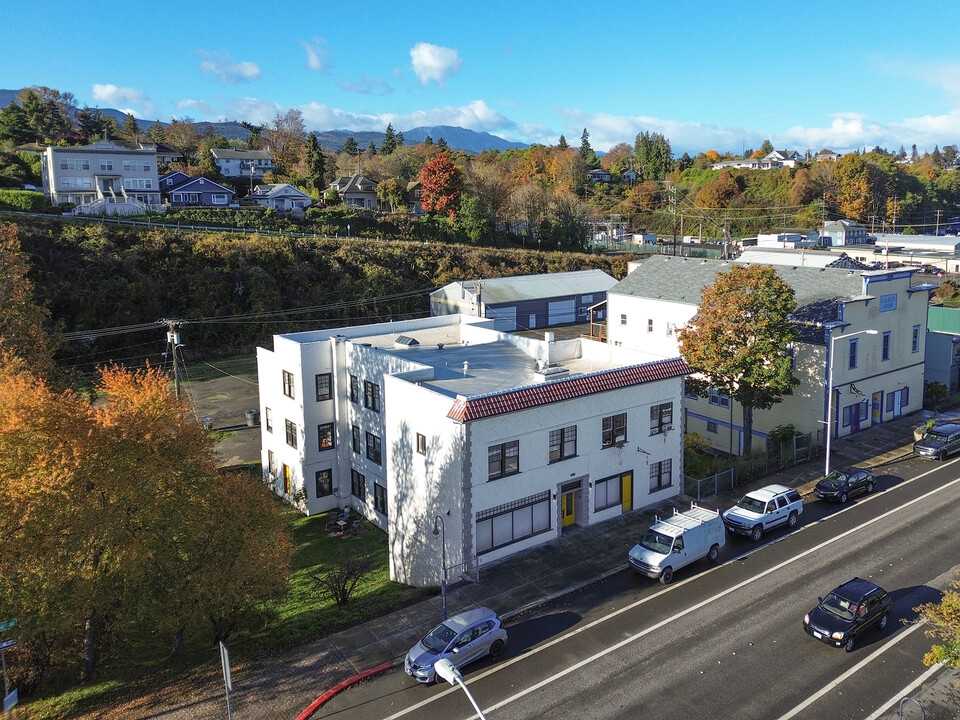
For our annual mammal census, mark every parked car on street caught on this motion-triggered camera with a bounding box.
[803,577,892,652]
[913,423,960,461]
[628,503,725,584]
[815,468,875,503]
[404,607,507,683]
[722,484,803,541]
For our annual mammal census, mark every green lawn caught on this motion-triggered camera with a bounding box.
[24,502,433,720]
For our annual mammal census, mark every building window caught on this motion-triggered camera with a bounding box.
[886,387,910,411]
[315,469,333,498]
[647,319,653,333]
[601,413,627,447]
[352,425,361,454]
[100,160,113,171]
[706,421,718,433]
[282,464,291,494]
[912,325,921,353]
[708,388,731,408]
[282,370,295,399]
[265,407,273,433]
[476,490,551,554]
[650,459,673,492]
[267,449,276,475]
[595,474,622,512]
[549,426,577,463]
[848,338,859,369]
[374,482,387,516]
[620,314,627,326]
[488,440,520,480]
[366,432,382,465]
[351,469,366,501]
[416,433,427,455]
[364,381,381,412]
[318,423,334,451]
[649,402,673,435]
[285,419,297,448]
[349,374,359,403]
[315,373,332,401]
[882,332,891,361]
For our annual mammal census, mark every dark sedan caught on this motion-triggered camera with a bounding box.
[803,577,892,652]
[815,468,874,503]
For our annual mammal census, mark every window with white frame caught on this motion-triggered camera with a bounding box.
[315,373,332,401]
[601,413,627,447]
[100,160,113,171]
[285,419,297,448]
[265,407,273,433]
[706,421,718,433]
[912,325,921,353]
[649,402,673,435]
[708,388,730,408]
[595,474,622,511]
[475,491,551,554]
[548,426,577,463]
[488,440,520,480]
[848,338,859,369]
[349,374,359,403]
[366,432,382,465]
[649,459,673,491]
[416,433,427,455]
[282,370,295,398]
[364,380,381,412]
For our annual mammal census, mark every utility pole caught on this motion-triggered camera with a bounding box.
[936,209,942,235]
[670,186,678,256]
[159,319,185,397]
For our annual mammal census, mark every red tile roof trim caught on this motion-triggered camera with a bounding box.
[446,358,690,422]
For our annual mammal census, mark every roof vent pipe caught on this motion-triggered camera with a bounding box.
[463,361,469,376]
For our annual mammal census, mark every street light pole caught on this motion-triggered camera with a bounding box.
[434,659,488,720]
[432,515,448,620]
[824,328,878,476]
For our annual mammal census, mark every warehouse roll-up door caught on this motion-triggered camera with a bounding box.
[486,306,517,331]
[548,299,576,325]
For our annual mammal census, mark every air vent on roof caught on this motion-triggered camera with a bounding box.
[535,365,569,381]
[395,335,419,347]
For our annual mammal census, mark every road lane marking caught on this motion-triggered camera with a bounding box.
[384,468,960,720]
[774,621,926,720]
[862,660,944,720]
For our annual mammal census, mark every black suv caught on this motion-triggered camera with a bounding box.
[803,577,892,652]
[815,468,874,503]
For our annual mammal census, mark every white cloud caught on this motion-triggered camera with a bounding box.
[222,97,284,126]
[90,84,156,117]
[300,37,328,72]
[296,99,512,135]
[176,98,217,118]
[197,51,261,83]
[409,43,462,87]
[340,77,393,96]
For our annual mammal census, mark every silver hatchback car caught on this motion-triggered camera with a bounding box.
[404,606,507,683]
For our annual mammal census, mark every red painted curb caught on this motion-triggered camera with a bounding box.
[294,661,393,720]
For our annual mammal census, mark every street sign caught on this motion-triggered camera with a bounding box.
[0,639,16,652]
[2,689,16,712]
[0,619,14,633]
[219,642,232,692]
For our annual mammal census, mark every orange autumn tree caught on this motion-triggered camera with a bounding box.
[0,364,294,687]
[419,151,464,218]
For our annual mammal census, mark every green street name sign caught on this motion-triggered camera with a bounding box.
[0,618,16,633]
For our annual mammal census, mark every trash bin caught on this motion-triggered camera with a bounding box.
[202,417,214,431]
[245,409,260,427]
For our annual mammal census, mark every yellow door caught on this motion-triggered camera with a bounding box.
[562,491,576,527]
[621,472,633,512]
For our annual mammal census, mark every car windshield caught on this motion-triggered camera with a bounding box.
[820,592,858,621]
[736,496,766,513]
[639,531,673,554]
[420,622,457,653]
[821,471,845,485]
[924,431,949,442]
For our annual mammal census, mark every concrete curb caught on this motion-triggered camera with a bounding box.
[294,661,392,720]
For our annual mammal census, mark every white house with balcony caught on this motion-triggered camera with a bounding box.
[606,256,932,456]
[210,149,274,180]
[256,314,688,587]
[40,140,161,215]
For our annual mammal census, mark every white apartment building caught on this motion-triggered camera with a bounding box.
[210,149,274,179]
[40,140,161,215]
[257,314,688,587]
[607,257,932,455]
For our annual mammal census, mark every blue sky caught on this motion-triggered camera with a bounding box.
[6,0,960,156]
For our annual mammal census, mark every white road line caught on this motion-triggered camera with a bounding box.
[774,621,926,720]
[862,661,944,720]
[383,465,960,720]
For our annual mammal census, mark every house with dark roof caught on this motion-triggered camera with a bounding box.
[606,256,932,456]
[256,312,687,587]
[159,173,237,207]
[247,183,312,210]
[330,174,379,209]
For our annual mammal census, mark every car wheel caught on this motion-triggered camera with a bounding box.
[750,525,764,541]
[879,613,889,630]
[939,450,947,461]
[866,481,874,494]
[845,636,855,652]
[708,544,719,562]
[839,492,848,504]
[660,567,674,585]
[489,639,504,659]
[787,511,798,528]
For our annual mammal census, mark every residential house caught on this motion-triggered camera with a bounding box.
[814,149,842,162]
[154,142,185,165]
[211,149,274,180]
[430,270,618,331]
[821,219,873,247]
[588,169,612,183]
[330,175,379,210]
[40,139,161,215]
[256,313,688,587]
[160,174,237,207]
[606,256,931,455]
[763,149,801,168]
[621,168,638,183]
[405,181,424,215]
[247,183,312,211]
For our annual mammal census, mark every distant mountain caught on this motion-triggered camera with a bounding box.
[0,89,528,154]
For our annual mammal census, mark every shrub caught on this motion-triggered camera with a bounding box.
[0,189,47,212]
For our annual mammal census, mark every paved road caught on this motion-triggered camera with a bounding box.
[318,456,960,720]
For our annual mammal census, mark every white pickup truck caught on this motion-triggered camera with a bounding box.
[628,503,725,584]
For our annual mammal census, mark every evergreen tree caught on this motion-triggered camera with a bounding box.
[423,135,433,146]
[558,134,569,150]
[396,130,404,148]
[121,113,140,141]
[578,128,598,168]
[634,131,674,181]
[306,132,326,192]
[367,140,377,155]
[381,123,398,155]
[146,121,166,143]
[342,136,358,156]
[436,137,449,151]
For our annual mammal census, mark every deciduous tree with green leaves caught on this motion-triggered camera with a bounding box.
[676,263,798,456]
[914,574,960,668]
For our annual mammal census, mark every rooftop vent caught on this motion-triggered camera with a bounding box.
[395,335,420,347]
